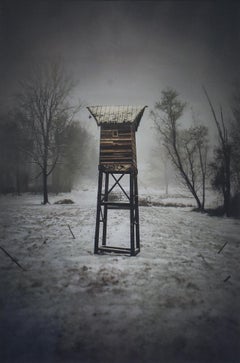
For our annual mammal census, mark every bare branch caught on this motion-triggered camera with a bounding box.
[16,60,81,204]
[152,88,208,211]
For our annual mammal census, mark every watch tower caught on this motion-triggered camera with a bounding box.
[87,105,147,256]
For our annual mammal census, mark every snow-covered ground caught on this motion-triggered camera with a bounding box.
[0,187,239,363]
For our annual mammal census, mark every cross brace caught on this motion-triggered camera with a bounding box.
[94,171,140,256]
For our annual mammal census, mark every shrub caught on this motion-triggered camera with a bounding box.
[54,199,74,204]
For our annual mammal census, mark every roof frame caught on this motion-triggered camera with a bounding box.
[87,105,147,131]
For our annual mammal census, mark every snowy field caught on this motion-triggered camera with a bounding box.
[0,187,240,363]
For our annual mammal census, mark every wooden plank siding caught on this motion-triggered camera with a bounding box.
[99,127,137,170]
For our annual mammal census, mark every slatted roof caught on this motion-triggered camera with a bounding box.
[87,105,147,130]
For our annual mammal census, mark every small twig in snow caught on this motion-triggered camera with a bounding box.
[42,238,48,246]
[0,245,26,271]
[67,224,75,239]
[224,275,231,283]
[218,241,228,254]
[199,253,212,269]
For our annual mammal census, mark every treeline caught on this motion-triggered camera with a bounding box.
[0,113,95,195]
[151,87,240,218]
[0,61,96,201]
[1,59,239,216]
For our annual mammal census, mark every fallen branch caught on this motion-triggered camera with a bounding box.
[224,275,231,283]
[0,245,26,271]
[199,253,212,269]
[67,224,75,239]
[218,241,228,254]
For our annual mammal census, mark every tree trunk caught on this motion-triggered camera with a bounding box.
[224,189,231,217]
[224,149,231,217]
[42,170,49,204]
[164,160,169,195]
[201,175,206,211]
[202,187,205,211]
[16,164,21,196]
[193,190,203,211]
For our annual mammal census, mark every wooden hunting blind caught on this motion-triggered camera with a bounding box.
[87,105,147,256]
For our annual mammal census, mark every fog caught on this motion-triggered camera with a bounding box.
[1,1,240,186]
[1,4,240,362]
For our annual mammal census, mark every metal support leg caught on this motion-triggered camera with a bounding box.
[94,171,103,254]
[94,170,140,256]
[130,172,135,256]
[134,174,140,251]
[102,172,109,245]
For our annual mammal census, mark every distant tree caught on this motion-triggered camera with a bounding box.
[203,87,232,217]
[0,112,29,194]
[162,147,170,195]
[180,125,208,210]
[231,84,240,192]
[52,121,91,193]
[17,61,81,204]
[151,88,208,211]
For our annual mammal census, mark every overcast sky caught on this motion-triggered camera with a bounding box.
[1,1,240,183]
[1,1,240,105]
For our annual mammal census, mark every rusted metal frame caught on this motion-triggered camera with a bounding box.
[95,169,139,256]
[95,171,139,256]
[129,172,135,255]
[102,172,109,246]
[111,173,130,201]
[99,205,104,222]
[134,174,140,250]
[98,246,133,254]
[100,173,124,202]
[94,171,103,254]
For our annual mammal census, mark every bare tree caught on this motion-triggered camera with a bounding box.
[52,121,91,193]
[203,87,232,216]
[17,61,81,204]
[231,83,240,192]
[0,112,29,194]
[151,88,208,211]
[162,147,170,195]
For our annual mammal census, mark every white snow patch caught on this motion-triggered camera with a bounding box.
[0,188,239,363]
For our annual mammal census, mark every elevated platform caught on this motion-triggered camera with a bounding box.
[94,170,140,256]
[98,163,138,174]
